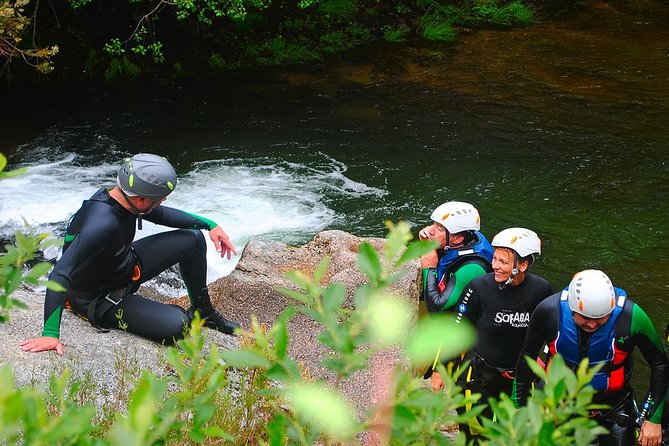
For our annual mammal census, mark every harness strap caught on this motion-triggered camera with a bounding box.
[86,295,112,332]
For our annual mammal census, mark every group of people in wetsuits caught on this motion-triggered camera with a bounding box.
[419,201,667,446]
[16,153,667,446]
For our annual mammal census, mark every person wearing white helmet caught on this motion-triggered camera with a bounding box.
[20,154,240,356]
[513,270,668,446]
[419,201,494,313]
[489,227,543,288]
[418,201,492,408]
[418,201,494,395]
[449,227,553,439]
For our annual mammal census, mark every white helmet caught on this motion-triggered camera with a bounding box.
[491,227,541,258]
[568,269,616,318]
[430,201,480,234]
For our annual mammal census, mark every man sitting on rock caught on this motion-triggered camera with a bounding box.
[20,153,240,356]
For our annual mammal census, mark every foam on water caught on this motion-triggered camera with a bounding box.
[0,151,387,296]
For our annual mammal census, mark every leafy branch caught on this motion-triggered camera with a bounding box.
[0,0,59,74]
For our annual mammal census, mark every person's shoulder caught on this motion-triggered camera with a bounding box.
[532,292,561,318]
[472,271,493,283]
[455,256,491,273]
[467,272,495,290]
[78,191,124,231]
[537,292,560,308]
[526,272,548,284]
[526,273,553,290]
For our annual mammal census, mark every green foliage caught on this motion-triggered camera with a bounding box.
[0,153,26,179]
[4,0,538,79]
[506,1,535,26]
[416,0,535,37]
[172,0,271,23]
[0,366,97,444]
[104,56,141,81]
[479,355,608,445]
[405,314,475,365]
[316,0,357,20]
[320,27,371,54]
[247,37,321,66]
[0,0,59,75]
[383,26,409,43]
[0,317,236,444]
[108,317,235,444]
[103,38,124,56]
[438,0,536,28]
[92,0,272,71]
[67,0,94,8]
[83,48,101,78]
[418,14,457,41]
[471,0,535,27]
[388,363,483,445]
[127,26,165,63]
[208,52,226,69]
[222,221,478,444]
[0,211,602,444]
[0,154,63,323]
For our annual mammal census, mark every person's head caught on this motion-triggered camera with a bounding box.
[490,227,541,286]
[428,201,480,249]
[117,153,177,213]
[568,269,616,332]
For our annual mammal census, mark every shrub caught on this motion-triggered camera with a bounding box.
[0,157,604,444]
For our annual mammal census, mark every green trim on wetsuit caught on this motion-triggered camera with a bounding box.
[632,304,664,351]
[424,260,493,313]
[631,304,667,423]
[444,263,488,310]
[423,263,490,310]
[42,306,63,338]
[182,211,217,231]
[421,268,431,295]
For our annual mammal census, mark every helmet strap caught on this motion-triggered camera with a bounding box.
[500,255,520,289]
[119,191,146,230]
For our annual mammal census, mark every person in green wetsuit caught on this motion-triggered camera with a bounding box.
[513,269,668,446]
[419,201,494,313]
[20,153,240,356]
[418,201,493,391]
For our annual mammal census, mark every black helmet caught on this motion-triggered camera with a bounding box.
[117,153,177,200]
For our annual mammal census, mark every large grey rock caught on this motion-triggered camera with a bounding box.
[0,288,238,406]
[1,230,421,420]
[202,230,422,417]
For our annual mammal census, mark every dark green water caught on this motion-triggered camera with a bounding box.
[2,0,668,395]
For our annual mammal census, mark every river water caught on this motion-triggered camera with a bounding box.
[1,0,668,391]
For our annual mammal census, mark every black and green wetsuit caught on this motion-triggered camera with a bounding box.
[513,293,668,446]
[44,187,219,343]
[422,231,493,313]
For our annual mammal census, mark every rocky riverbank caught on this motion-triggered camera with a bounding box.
[0,230,421,418]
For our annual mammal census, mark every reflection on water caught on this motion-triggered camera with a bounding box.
[2,0,668,394]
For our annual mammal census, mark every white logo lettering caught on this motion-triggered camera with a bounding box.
[494,312,530,328]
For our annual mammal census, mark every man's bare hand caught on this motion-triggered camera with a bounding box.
[20,336,64,356]
[209,226,237,259]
